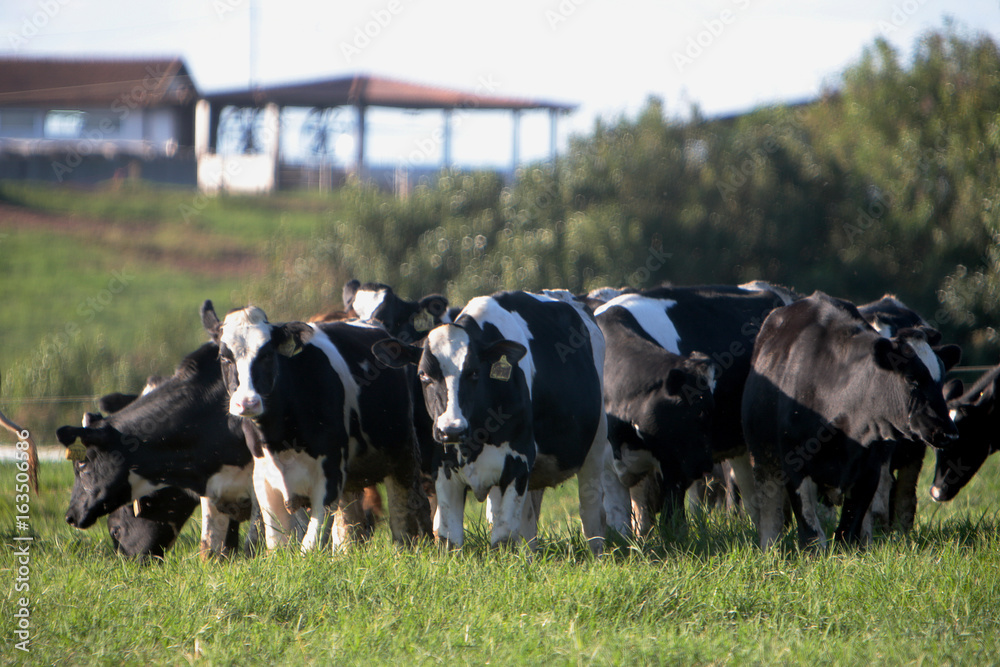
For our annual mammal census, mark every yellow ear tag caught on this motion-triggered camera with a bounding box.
[414,310,434,333]
[65,443,87,462]
[133,498,142,517]
[490,355,513,381]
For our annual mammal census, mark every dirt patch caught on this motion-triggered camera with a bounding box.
[0,202,267,278]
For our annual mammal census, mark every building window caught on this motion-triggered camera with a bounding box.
[44,110,86,138]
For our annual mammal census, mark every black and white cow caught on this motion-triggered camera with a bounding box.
[58,341,255,557]
[343,279,451,345]
[931,364,1000,502]
[83,384,240,561]
[595,300,719,535]
[742,291,958,550]
[589,283,796,525]
[373,289,615,553]
[858,295,961,531]
[214,305,431,552]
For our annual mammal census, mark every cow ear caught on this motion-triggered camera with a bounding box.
[342,279,361,311]
[272,322,314,357]
[482,340,527,366]
[418,294,449,319]
[665,368,688,396]
[201,299,221,343]
[873,337,899,371]
[372,338,423,368]
[935,344,962,372]
[57,425,110,460]
[943,378,964,402]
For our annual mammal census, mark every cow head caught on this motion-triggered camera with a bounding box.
[344,280,449,344]
[930,371,1000,502]
[58,424,133,529]
[217,306,314,418]
[373,323,527,452]
[872,327,958,449]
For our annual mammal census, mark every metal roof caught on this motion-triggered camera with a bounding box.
[0,57,197,108]
[204,74,577,112]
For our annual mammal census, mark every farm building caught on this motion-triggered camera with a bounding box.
[0,56,576,193]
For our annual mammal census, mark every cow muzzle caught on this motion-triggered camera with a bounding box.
[435,419,468,445]
[230,393,263,418]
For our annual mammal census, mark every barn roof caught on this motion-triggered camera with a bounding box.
[204,74,576,112]
[0,56,197,108]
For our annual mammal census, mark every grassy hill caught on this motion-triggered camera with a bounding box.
[0,181,350,440]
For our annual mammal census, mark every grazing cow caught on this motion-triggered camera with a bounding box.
[343,279,450,344]
[84,385,239,561]
[373,290,614,553]
[742,291,957,550]
[595,300,719,535]
[213,304,431,552]
[57,340,254,558]
[930,365,1000,502]
[589,283,795,525]
[857,295,961,531]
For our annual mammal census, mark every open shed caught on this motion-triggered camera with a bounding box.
[197,74,576,193]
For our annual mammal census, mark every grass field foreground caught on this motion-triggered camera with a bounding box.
[1,459,998,665]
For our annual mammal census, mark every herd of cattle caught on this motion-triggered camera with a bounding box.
[9,278,997,559]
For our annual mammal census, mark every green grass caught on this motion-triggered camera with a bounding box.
[1,453,998,665]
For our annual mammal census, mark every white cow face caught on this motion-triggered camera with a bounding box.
[218,307,313,418]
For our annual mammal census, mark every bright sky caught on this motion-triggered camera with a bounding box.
[2,0,998,168]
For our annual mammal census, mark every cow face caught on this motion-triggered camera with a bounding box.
[873,329,958,448]
[346,281,449,344]
[931,375,1000,501]
[374,324,526,451]
[217,307,313,418]
[58,425,133,529]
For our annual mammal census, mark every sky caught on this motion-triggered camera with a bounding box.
[2,0,999,168]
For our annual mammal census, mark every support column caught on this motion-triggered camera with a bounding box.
[442,109,453,170]
[194,99,211,159]
[511,109,522,177]
[355,104,367,179]
[549,108,560,163]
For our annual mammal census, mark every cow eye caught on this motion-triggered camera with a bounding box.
[467,368,480,381]
[418,370,433,385]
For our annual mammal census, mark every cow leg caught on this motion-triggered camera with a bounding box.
[868,462,893,534]
[728,452,758,525]
[199,497,233,559]
[601,442,632,537]
[752,461,785,551]
[331,489,366,551]
[489,482,527,548]
[892,457,922,532]
[835,467,881,547]
[384,472,433,546]
[300,483,330,553]
[792,477,828,550]
[578,422,610,555]
[517,489,544,552]
[253,463,294,550]
[244,493,263,556]
[434,467,466,549]
[630,476,657,537]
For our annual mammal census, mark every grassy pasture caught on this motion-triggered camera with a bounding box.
[1,181,999,664]
[1,454,998,666]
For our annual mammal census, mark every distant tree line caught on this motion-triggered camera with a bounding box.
[252,24,1000,363]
